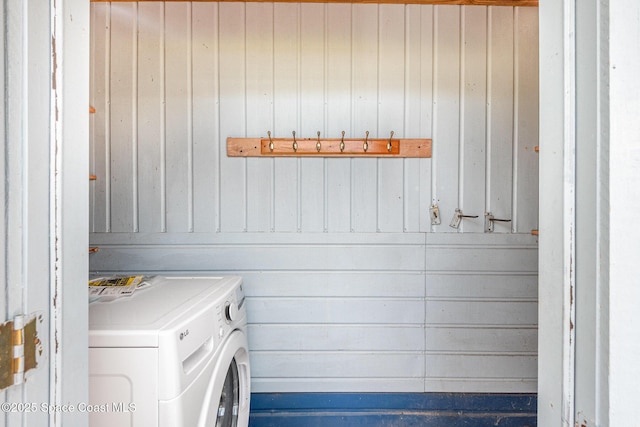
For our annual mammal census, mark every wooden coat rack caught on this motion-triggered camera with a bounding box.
[227,131,432,158]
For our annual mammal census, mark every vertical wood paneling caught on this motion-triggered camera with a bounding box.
[92,3,538,237]
[403,5,429,233]
[90,3,110,232]
[246,3,275,232]
[418,6,435,233]
[109,3,136,232]
[460,7,487,232]
[377,5,405,232]
[300,4,327,232]
[192,2,220,232]
[351,4,379,232]
[325,4,352,233]
[219,3,247,232]
[513,7,539,233]
[164,3,192,232]
[273,4,300,232]
[486,7,514,232]
[432,6,461,233]
[137,3,164,233]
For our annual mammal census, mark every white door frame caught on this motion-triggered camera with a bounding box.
[2,0,88,425]
[50,0,91,425]
[537,0,577,424]
[539,0,640,425]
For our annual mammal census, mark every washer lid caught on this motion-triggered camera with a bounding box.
[89,276,241,348]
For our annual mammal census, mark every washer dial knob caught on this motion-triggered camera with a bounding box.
[224,302,238,322]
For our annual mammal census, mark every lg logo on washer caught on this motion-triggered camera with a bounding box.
[179,329,189,340]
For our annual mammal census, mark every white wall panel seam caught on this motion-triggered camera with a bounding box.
[418,5,433,233]
[484,7,492,216]
[270,3,276,233]
[403,5,409,232]
[375,4,381,233]
[426,296,537,302]
[323,3,329,233]
[187,2,194,233]
[350,4,354,233]
[426,243,535,249]
[426,271,537,276]
[243,2,249,232]
[430,6,438,226]
[296,4,302,233]
[511,7,519,233]
[132,2,139,232]
[92,269,428,274]
[425,378,537,381]
[89,5,95,232]
[349,3,354,233]
[215,2,222,233]
[426,324,537,329]
[425,350,536,355]
[250,296,425,301]
[252,350,424,354]
[251,322,424,326]
[458,6,465,233]
[424,229,428,393]
[160,2,167,232]
[105,4,112,232]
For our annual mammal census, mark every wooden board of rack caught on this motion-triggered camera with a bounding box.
[92,0,537,5]
[227,137,431,158]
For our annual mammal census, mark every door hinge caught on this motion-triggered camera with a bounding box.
[0,314,44,391]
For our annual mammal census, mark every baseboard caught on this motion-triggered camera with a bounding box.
[249,393,537,427]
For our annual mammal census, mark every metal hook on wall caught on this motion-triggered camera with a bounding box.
[292,131,298,152]
[387,130,394,152]
[340,131,346,152]
[484,212,512,233]
[363,131,369,152]
[450,208,479,229]
[316,131,322,152]
[268,131,274,152]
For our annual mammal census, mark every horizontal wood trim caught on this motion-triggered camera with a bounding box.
[227,137,432,158]
[91,0,538,5]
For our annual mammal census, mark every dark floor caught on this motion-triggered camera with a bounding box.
[249,393,537,427]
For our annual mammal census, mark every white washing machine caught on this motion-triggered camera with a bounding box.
[89,276,250,427]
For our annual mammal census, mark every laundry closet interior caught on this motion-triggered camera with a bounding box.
[88,0,539,423]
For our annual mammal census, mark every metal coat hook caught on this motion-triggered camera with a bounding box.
[363,131,369,152]
[484,212,512,233]
[268,131,274,152]
[292,131,298,152]
[340,131,345,152]
[316,131,322,152]
[450,208,479,229]
[387,131,394,152]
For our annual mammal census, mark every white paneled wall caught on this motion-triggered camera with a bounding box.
[89,2,538,393]
[90,2,538,234]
